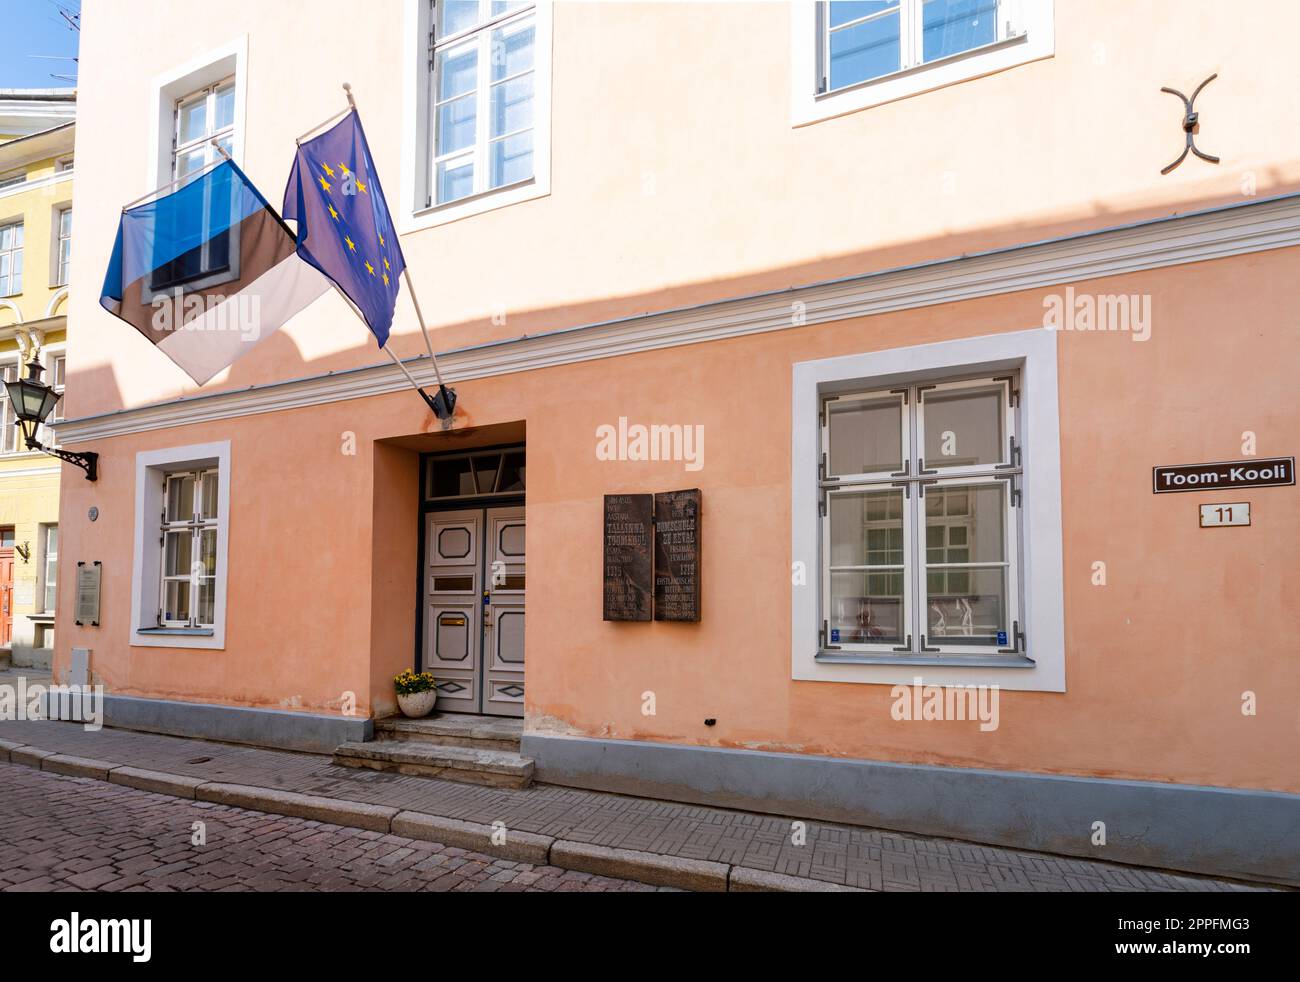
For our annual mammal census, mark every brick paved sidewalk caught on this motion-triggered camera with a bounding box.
[0,719,1279,892]
[0,764,668,892]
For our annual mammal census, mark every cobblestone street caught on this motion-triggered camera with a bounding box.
[0,764,669,892]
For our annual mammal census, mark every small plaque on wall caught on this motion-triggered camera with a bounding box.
[75,562,101,627]
[603,494,653,621]
[654,489,701,622]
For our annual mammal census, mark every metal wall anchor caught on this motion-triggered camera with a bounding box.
[1160,74,1220,174]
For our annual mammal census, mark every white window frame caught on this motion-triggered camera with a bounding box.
[0,219,23,297]
[170,76,236,181]
[401,0,553,231]
[158,468,220,629]
[130,441,231,649]
[790,0,1054,126]
[54,205,72,287]
[39,523,58,614]
[820,375,1021,658]
[792,327,1064,692]
[146,36,248,194]
[0,358,20,454]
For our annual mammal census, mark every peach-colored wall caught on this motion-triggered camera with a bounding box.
[66,1,1300,420]
[56,245,1300,793]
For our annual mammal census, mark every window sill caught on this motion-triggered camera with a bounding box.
[816,651,1036,669]
[403,177,548,233]
[29,613,55,623]
[136,627,215,638]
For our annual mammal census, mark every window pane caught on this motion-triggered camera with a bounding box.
[437,41,478,100]
[213,82,236,130]
[163,531,193,577]
[922,385,1005,468]
[829,1,897,28]
[430,456,476,497]
[166,474,196,521]
[827,394,902,475]
[164,579,191,623]
[491,0,530,16]
[437,94,477,155]
[490,74,533,136]
[491,18,534,81]
[923,0,998,62]
[175,147,208,179]
[178,96,209,143]
[926,568,1006,642]
[489,129,532,188]
[200,529,218,577]
[474,454,500,493]
[437,157,475,203]
[498,451,526,492]
[197,580,215,626]
[200,473,219,520]
[60,208,72,236]
[829,488,904,567]
[439,0,482,35]
[925,484,1005,563]
[830,571,904,644]
[829,7,900,89]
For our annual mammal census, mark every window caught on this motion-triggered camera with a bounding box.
[131,441,230,649]
[0,221,22,296]
[791,1,1053,125]
[159,468,220,629]
[820,0,1010,93]
[0,362,18,453]
[0,170,24,191]
[37,352,65,448]
[41,525,58,613]
[56,157,74,173]
[428,0,537,206]
[172,78,235,181]
[821,374,1021,657]
[55,207,72,287]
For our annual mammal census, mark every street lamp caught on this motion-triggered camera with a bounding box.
[4,356,98,481]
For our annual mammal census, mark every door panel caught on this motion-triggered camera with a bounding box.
[424,510,480,712]
[0,553,12,648]
[421,505,525,717]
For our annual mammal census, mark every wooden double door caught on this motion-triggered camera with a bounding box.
[422,506,525,717]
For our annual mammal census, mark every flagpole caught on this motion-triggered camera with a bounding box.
[336,82,453,409]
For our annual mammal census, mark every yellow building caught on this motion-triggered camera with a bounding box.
[0,89,75,670]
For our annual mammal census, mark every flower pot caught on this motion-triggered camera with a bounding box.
[397,689,437,719]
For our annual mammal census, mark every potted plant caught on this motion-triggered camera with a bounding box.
[394,670,438,719]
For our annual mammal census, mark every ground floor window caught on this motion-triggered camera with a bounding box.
[41,524,58,613]
[159,469,220,628]
[821,373,1022,657]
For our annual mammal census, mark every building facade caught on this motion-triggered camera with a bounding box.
[57,2,1299,882]
[0,89,75,669]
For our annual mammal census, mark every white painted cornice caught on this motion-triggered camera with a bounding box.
[57,192,1300,445]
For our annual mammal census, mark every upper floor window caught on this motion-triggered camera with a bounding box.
[0,221,22,297]
[55,208,72,287]
[172,78,235,181]
[41,524,58,614]
[429,0,537,206]
[821,0,1011,93]
[792,0,1053,125]
[56,157,74,173]
[0,170,24,191]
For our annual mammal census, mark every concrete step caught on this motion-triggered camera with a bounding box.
[374,713,523,753]
[332,741,534,789]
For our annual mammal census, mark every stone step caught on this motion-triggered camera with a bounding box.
[332,741,534,789]
[374,713,523,753]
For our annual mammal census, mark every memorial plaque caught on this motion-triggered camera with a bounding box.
[603,494,653,621]
[654,488,701,622]
[75,561,102,627]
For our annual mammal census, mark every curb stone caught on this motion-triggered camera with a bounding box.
[0,739,24,762]
[42,754,117,781]
[550,840,729,892]
[729,866,868,892]
[10,746,56,768]
[110,766,208,799]
[196,782,397,832]
[392,810,553,863]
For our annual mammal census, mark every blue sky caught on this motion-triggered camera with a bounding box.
[0,0,79,89]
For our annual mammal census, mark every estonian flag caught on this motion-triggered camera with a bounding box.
[282,110,406,348]
[100,160,329,385]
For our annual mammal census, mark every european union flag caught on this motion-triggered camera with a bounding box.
[283,110,405,347]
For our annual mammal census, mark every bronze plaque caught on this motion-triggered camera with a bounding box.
[654,489,701,622]
[603,494,653,621]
